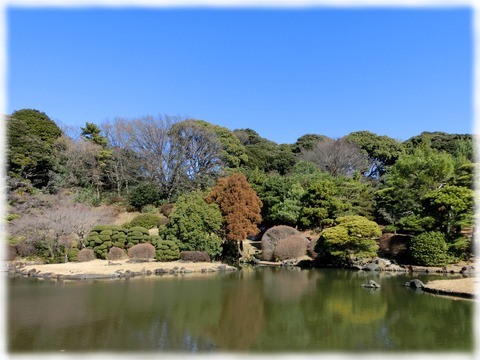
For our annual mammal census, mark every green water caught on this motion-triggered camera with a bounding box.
[8,267,474,353]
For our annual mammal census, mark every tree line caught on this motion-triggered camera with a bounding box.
[6,108,475,266]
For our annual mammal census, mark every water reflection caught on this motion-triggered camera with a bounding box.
[8,268,474,353]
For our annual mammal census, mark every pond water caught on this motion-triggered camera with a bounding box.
[8,267,474,353]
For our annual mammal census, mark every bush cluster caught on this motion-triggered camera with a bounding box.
[180,251,211,262]
[150,235,180,261]
[128,243,156,261]
[108,246,127,260]
[77,248,95,262]
[127,213,163,229]
[141,204,158,214]
[409,231,450,266]
[273,234,309,261]
[159,203,175,217]
[261,225,303,261]
[67,248,80,262]
[84,225,150,259]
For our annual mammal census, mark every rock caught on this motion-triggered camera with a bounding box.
[183,268,194,273]
[27,268,37,276]
[405,279,425,288]
[460,266,476,275]
[361,280,381,288]
[363,263,381,271]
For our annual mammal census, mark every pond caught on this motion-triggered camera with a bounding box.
[7,267,474,353]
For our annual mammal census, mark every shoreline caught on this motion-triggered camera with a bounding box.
[422,277,477,299]
[9,259,238,280]
[7,259,477,299]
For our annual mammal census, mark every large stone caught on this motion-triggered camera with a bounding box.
[405,279,425,289]
[361,280,381,288]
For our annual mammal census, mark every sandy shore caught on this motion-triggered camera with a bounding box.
[423,277,477,298]
[12,259,237,280]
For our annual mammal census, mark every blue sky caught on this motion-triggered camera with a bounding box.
[7,6,473,144]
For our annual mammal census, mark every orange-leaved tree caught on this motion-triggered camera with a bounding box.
[206,173,263,246]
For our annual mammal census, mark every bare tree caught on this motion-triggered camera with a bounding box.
[9,195,116,262]
[114,115,223,200]
[102,118,141,196]
[300,139,369,177]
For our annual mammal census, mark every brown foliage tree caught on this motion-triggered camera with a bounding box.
[206,173,262,242]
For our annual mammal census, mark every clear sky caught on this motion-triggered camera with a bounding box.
[6,6,473,144]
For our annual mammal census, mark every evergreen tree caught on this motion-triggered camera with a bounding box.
[7,109,63,187]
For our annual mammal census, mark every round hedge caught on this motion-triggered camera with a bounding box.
[409,231,450,266]
[155,240,180,261]
[127,213,163,229]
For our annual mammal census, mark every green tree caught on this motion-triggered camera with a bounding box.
[375,147,455,233]
[81,122,108,148]
[422,185,474,235]
[193,120,248,168]
[314,215,381,266]
[160,192,223,258]
[234,128,294,174]
[7,109,63,187]
[404,131,474,160]
[299,179,347,230]
[268,182,305,227]
[293,133,331,153]
[344,131,404,178]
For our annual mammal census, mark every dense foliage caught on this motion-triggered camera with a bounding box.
[314,215,382,266]
[206,173,263,242]
[409,231,450,266]
[7,109,63,188]
[159,192,224,259]
[6,108,475,266]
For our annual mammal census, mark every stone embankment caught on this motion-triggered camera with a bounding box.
[8,259,237,281]
[354,258,476,275]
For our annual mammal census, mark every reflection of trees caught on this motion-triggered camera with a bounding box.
[263,267,320,303]
[205,273,264,351]
[8,270,475,353]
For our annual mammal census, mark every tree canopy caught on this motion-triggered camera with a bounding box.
[7,109,63,187]
[206,173,263,242]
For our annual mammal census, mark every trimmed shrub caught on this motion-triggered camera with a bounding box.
[261,225,301,261]
[158,217,169,226]
[84,225,129,259]
[67,248,80,262]
[180,251,211,262]
[77,248,95,262]
[159,203,175,217]
[126,226,150,247]
[273,234,309,261]
[141,204,158,214]
[128,214,162,229]
[108,246,127,260]
[409,231,450,266]
[128,243,156,261]
[156,240,181,261]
